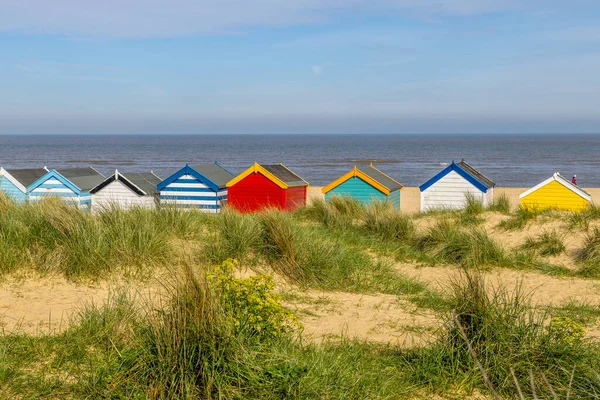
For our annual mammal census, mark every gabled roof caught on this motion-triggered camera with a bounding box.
[90,170,162,196]
[226,163,309,189]
[190,163,235,189]
[419,161,494,193]
[457,160,495,189]
[519,172,591,201]
[322,163,403,195]
[57,167,105,192]
[28,169,82,195]
[122,172,162,196]
[0,167,49,193]
[157,162,235,192]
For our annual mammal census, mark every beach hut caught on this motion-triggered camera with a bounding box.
[90,170,162,211]
[520,172,590,212]
[157,163,234,212]
[226,163,309,212]
[28,167,105,209]
[0,167,48,203]
[419,160,495,212]
[321,163,403,208]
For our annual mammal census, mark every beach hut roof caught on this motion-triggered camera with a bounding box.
[457,160,495,189]
[90,170,162,196]
[322,163,403,195]
[0,167,49,193]
[419,160,495,193]
[157,162,235,192]
[519,172,591,201]
[28,169,83,195]
[227,163,308,189]
[57,167,106,192]
[190,163,235,189]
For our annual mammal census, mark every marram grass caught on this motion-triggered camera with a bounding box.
[2,264,600,399]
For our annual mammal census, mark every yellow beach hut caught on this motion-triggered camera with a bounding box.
[520,172,591,212]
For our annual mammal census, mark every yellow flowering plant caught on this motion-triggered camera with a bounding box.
[547,316,585,344]
[208,259,301,339]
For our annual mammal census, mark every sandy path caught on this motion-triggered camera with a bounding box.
[284,290,439,346]
[0,273,170,335]
[0,276,112,334]
[394,263,600,307]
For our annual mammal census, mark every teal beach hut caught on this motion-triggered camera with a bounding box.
[321,163,403,209]
[0,167,49,203]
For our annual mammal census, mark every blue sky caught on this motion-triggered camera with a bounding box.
[1,0,600,134]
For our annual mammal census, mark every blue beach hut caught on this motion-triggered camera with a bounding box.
[321,163,403,209]
[157,162,235,213]
[0,167,49,203]
[28,167,106,209]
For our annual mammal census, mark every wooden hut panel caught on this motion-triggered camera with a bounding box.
[325,176,387,204]
[29,177,85,205]
[157,163,233,213]
[421,171,486,211]
[92,180,155,210]
[521,179,588,212]
[0,177,26,202]
[160,174,219,209]
[322,164,402,209]
[285,185,307,210]
[228,172,283,212]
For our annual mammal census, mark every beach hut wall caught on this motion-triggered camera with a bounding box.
[27,167,105,209]
[156,162,234,213]
[321,163,402,209]
[90,170,162,211]
[0,167,48,203]
[419,160,495,212]
[520,172,590,212]
[226,163,309,212]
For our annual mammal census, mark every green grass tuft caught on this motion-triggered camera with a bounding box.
[498,205,550,230]
[486,194,511,214]
[521,230,566,256]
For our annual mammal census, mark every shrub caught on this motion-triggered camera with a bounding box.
[208,259,301,339]
[547,316,585,344]
[405,270,600,397]
[106,261,304,398]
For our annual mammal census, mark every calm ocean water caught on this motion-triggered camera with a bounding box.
[1,134,599,187]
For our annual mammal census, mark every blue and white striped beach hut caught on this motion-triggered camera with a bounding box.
[157,163,234,212]
[28,167,105,209]
[0,167,49,203]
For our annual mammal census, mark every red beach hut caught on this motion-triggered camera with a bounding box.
[226,163,309,212]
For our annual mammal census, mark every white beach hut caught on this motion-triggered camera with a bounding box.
[419,160,495,212]
[90,170,162,211]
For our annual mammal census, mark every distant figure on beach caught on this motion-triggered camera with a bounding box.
[572,175,577,185]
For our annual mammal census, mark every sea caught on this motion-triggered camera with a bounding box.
[1,134,599,187]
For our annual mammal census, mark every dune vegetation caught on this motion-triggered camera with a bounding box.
[2,193,600,398]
